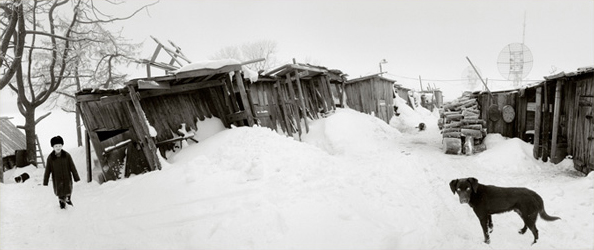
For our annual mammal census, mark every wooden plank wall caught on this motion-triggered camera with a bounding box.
[248,75,336,136]
[344,78,394,123]
[140,87,225,152]
[477,92,518,138]
[567,76,594,173]
[77,98,150,181]
[477,73,592,173]
[78,100,132,132]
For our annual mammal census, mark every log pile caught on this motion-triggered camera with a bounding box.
[438,94,487,155]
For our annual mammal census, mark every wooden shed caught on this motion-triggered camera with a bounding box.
[76,62,255,182]
[1,117,27,169]
[344,74,395,123]
[473,67,593,174]
[250,63,345,136]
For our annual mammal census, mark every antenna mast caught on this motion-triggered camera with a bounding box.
[522,11,526,44]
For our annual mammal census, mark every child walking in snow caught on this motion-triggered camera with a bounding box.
[43,136,80,209]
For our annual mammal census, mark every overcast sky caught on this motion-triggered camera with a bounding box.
[1,0,593,115]
[114,0,593,86]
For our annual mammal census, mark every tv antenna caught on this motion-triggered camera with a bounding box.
[497,12,533,87]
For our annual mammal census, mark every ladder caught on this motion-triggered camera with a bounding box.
[35,135,45,168]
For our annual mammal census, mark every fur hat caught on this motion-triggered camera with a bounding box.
[50,136,64,147]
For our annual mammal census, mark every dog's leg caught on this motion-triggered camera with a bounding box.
[487,215,493,233]
[479,217,491,244]
[515,209,528,234]
[525,214,539,245]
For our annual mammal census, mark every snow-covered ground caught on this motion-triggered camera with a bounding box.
[1,104,593,250]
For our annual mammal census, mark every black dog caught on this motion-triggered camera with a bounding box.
[14,172,30,183]
[449,177,560,245]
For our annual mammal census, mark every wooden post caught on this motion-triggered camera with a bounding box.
[551,80,563,163]
[542,82,550,162]
[323,76,336,111]
[127,85,161,171]
[86,132,92,182]
[533,86,542,159]
[340,80,346,108]
[294,70,309,133]
[286,73,302,138]
[275,80,292,134]
[234,70,254,126]
[419,75,423,91]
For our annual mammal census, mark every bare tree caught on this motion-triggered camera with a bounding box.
[46,24,141,146]
[210,39,279,72]
[0,0,156,166]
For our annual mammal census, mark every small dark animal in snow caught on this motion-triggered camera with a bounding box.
[449,177,560,245]
[14,172,30,183]
[417,123,426,131]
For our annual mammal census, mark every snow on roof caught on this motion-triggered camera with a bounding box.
[172,59,259,82]
[0,118,26,158]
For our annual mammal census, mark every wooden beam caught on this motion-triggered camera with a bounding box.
[85,132,92,183]
[234,71,254,126]
[339,80,345,108]
[533,86,542,159]
[294,70,309,133]
[275,80,292,134]
[286,72,302,139]
[542,82,550,162]
[322,75,336,111]
[551,80,563,163]
[136,64,241,83]
[127,85,161,171]
[226,111,247,123]
[139,79,224,99]
[174,65,242,80]
[151,36,192,65]
[138,80,171,90]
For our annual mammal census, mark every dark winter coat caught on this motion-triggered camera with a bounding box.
[43,150,80,197]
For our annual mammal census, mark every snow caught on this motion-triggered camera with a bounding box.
[173,59,259,82]
[1,107,593,250]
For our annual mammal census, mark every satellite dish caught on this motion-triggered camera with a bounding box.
[497,43,533,87]
[461,66,481,90]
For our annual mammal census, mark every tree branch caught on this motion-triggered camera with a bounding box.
[0,1,25,90]
[78,0,158,24]
[25,30,90,42]
[34,111,52,125]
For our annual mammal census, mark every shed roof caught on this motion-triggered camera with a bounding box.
[264,63,345,82]
[544,66,594,80]
[76,63,245,101]
[346,74,397,84]
[0,117,26,158]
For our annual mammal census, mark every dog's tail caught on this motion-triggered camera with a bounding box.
[539,208,561,221]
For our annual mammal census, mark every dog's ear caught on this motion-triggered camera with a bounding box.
[468,177,479,193]
[449,179,458,194]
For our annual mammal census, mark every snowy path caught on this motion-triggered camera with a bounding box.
[1,108,593,250]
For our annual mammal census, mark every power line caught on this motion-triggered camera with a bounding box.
[384,73,543,84]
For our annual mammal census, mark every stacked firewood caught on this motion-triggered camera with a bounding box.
[438,94,487,155]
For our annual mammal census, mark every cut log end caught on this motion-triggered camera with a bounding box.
[443,138,461,155]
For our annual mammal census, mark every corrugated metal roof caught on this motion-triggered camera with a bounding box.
[0,118,26,158]
[544,66,594,80]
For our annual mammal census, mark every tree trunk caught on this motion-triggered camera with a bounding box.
[24,110,37,166]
